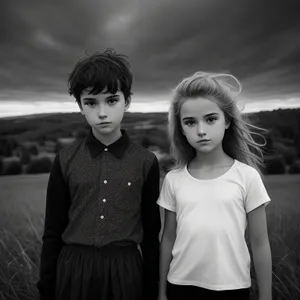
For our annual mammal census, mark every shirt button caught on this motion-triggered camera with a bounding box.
[103,199,106,202]
[100,215,104,219]
[104,180,107,184]
[128,182,131,186]
[104,148,108,151]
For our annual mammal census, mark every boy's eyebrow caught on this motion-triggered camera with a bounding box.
[106,95,120,99]
[82,97,97,101]
[82,95,120,101]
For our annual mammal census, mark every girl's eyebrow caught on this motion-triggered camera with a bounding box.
[182,117,195,121]
[182,113,219,121]
[204,112,219,117]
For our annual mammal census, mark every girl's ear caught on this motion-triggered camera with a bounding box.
[225,119,231,129]
[181,126,186,136]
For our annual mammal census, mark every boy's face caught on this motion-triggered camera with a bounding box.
[80,89,130,135]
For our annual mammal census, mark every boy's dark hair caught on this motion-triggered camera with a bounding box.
[68,48,133,106]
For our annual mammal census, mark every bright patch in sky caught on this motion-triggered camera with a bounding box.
[0,97,300,118]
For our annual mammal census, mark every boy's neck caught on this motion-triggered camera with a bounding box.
[91,127,123,146]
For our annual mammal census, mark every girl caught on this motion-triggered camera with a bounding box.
[157,72,272,300]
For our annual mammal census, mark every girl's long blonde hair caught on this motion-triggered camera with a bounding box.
[168,71,266,173]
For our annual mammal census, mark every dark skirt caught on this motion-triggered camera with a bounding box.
[55,242,143,300]
[166,281,250,300]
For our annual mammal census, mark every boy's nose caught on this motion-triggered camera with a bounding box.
[97,105,107,118]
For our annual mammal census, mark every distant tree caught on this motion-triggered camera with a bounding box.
[0,158,3,175]
[74,128,89,140]
[37,135,46,146]
[296,120,300,157]
[273,143,297,165]
[4,160,22,175]
[263,154,286,175]
[289,160,300,174]
[26,157,53,174]
[28,145,39,155]
[283,147,297,165]
[20,147,31,165]
[141,137,151,149]
[0,138,18,157]
[159,155,175,174]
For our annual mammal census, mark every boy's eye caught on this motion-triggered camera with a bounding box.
[107,98,118,104]
[84,101,97,107]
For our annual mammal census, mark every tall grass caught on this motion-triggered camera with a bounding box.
[0,217,42,300]
[0,175,299,300]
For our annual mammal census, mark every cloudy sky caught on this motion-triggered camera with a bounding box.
[1,0,300,117]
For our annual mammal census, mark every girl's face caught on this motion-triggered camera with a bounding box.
[180,96,230,154]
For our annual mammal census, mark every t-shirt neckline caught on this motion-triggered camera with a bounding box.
[185,159,237,182]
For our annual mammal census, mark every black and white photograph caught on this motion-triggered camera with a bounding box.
[0,1,299,300]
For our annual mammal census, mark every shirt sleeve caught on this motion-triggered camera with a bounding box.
[245,168,271,213]
[36,154,70,300]
[140,155,161,300]
[156,172,176,212]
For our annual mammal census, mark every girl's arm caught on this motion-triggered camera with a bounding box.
[158,209,177,300]
[248,204,272,300]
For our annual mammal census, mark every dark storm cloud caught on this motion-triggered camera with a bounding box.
[0,0,300,102]
[128,0,300,96]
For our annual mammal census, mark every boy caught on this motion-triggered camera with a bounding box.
[37,49,161,300]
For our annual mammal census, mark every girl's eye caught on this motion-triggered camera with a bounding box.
[184,121,195,126]
[206,117,217,123]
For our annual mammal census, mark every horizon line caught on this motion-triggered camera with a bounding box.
[0,99,300,119]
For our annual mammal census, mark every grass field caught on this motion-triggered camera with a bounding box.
[0,174,300,300]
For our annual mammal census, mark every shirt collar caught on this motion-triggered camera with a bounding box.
[86,129,130,159]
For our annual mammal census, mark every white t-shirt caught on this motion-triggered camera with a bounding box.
[157,159,271,290]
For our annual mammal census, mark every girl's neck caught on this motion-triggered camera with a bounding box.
[192,147,232,168]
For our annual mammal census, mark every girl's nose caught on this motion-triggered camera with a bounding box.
[198,123,206,136]
[197,123,206,136]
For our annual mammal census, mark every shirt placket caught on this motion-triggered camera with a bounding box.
[97,148,109,245]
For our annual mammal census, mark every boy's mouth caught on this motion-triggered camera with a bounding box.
[97,122,112,125]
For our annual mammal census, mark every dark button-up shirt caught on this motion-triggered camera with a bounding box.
[37,130,161,300]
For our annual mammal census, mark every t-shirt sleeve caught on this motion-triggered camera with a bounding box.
[157,173,176,212]
[245,168,271,213]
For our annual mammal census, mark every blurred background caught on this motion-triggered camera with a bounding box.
[0,0,300,299]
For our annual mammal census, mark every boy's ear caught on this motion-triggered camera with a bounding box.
[124,98,131,111]
[79,105,85,115]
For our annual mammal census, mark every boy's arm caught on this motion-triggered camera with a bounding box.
[248,204,272,300]
[140,156,161,300]
[158,209,177,300]
[37,154,70,300]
